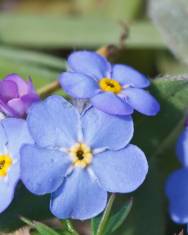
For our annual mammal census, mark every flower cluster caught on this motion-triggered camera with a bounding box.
[0,51,160,220]
[166,124,188,223]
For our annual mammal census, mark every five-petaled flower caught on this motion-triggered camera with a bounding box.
[0,118,32,212]
[59,51,160,116]
[21,95,148,220]
[166,126,188,223]
[0,74,40,118]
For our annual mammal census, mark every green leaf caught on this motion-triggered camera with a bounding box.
[92,198,133,235]
[106,198,133,235]
[91,217,100,235]
[0,14,164,49]
[21,217,60,235]
[0,46,66,89]
[22,217,80,235]
[114,76,188,235]
[0,46,66,71]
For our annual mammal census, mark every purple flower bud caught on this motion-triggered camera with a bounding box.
[0,74,40,118]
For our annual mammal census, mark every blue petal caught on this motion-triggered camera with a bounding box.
[67,51,111,80]
[81,107,133,150]
[0,163,20,213]
[50,168,107,220]
[166,168,188,224]
[27,96,80,148]
[92,144,148,193]
[176,127,188,167]
[121,88,160,116]
[21,144,71,195]
[91,92,133,115]
[112,64,150,88]
[1,118,33,157]
[0,119,26,213]
[59,72,99,98]
[0,122,7,153]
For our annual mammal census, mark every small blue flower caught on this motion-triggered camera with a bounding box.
[59,51,160,116]
[21,95,148,220]
[166,126,188,223]
[0,118,32,213]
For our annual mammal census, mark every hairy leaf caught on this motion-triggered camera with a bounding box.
[149,0,188,64]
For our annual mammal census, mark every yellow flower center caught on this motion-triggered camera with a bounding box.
[99,78,122,94]
[69,143,92,168]
[0,154,12,177]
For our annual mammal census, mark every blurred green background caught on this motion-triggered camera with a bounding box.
[0,0,187,81]
[1,0,188,89]
[0,1,187,235]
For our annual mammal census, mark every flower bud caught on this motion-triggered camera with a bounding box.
[0,74,39,118]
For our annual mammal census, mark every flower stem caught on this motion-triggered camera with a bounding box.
[96,194,116,235]
[63,220,79,235]
[37,80,61,98]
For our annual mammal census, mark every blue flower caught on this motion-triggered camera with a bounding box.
[21,95,148,220]
[59,51,160,116]
[166,126,188,223]
[0,118,33,213]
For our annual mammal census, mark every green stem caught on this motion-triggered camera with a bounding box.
[63,220,79,235]
[96,194,116,235]
[37,80,61,98]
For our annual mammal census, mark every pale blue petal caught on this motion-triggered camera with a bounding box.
[1,118,33,158]
[67,51,111,80]
[112,64,150,88]
[176,127,188,167]
[21,144,71,195]
[91,92,133,115]
[121,88,160,116]
[0,119,29,213]
[0,163,20,213]
[50,168,107,220]
[59,72,99,98]
[166,168,188,224]
[27,96,80,148]
[82,107,133,150]
[92,144,148,193]
[0,122,7,153]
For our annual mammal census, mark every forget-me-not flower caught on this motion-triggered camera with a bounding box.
[0,118,33,212]
[21,95,148,220]
[0,74,39,118]
[166,126,188,223]
[59,51,160,116]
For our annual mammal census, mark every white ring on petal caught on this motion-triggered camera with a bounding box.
[93,147,107,155]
